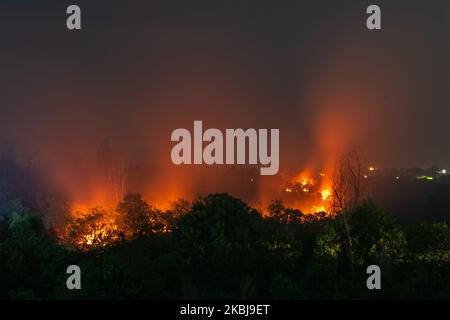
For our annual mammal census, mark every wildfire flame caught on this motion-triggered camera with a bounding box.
[57,167,338,250]
[281,170,333,215]
[321,188,331,201]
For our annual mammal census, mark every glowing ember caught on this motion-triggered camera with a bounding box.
[311,205,327,213]
[300,176,314,187]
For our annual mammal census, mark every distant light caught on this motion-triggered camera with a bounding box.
[369,166,375,171]
[441,169,447,174]
[417,175,434,181]
[395,176,400,180]
[363,175,368,179]
[250,178,254,182]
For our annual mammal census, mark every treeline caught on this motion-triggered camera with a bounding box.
[0,192,450,299]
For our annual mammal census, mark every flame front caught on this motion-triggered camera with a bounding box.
[57,166,338,250]
[280,169,334,215]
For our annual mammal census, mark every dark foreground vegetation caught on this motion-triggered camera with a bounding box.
[1,190,450,300]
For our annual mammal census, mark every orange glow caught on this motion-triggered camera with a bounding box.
[54,158,341,250]
[59,204,120,250]
[81,219,119,247]
[299,175,315,187]
[311,205,326,213]
[280,168,333,215]
[61,189,187,249]
[321,188,331,201]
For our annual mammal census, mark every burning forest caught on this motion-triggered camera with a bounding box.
[1,0,450,302]
[7,140,367,252]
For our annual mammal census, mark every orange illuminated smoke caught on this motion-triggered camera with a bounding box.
[57,164,340,251]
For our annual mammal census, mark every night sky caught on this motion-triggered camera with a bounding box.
[0,0,449,202]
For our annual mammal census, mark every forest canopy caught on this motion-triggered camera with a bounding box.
[1,191,450,299]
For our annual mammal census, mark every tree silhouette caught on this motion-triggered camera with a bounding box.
[116,193,164,238]
[331,148,366,276]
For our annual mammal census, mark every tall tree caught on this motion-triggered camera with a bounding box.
[331,148,365,276]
